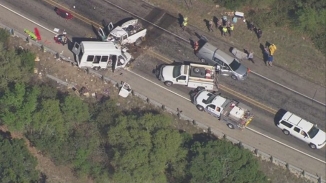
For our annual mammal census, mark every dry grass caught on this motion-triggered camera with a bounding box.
[144,0,326,86]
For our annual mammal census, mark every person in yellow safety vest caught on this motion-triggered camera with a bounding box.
[182,17,188,31]
[228,24,234,36]
[222,26,227,36]
[269,44,277,56]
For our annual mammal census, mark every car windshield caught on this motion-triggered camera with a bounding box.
[229,59,241,71]
[308,126,320,138]
[203,93,216,104]
[173,65,181,78]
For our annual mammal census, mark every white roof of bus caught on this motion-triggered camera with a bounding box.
[81,41,122,54]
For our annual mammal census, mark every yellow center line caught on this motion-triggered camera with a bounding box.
[42,0,277,115]
[147,49,172,63]
[219,85,277,114]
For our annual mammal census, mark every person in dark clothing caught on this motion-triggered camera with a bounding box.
[256,28,262,40]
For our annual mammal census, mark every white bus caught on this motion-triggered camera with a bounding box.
[72,41,133,70]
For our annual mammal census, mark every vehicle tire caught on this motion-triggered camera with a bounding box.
[135,38,142,46]
[227,123,235,129]
[231,75,238,80]
[164,81,173,86]
[282,129,290,135]
[309,143,317,149]
[93,66,100,71]
[193,67,200,73]
[200,58,206,63]
[196,105,204,111]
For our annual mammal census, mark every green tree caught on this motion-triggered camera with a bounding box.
[188,140,267,183]
[0,135,39,182]
[0,83,39,131]
[60,95,90,124]
[16,49,35,73]
[0,29,10,47]
[31,99,65,137]
[107,113,187,183]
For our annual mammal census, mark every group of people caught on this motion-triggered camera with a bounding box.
[207,17,234,37]
[248,21,263,41]
[181,15,277,66]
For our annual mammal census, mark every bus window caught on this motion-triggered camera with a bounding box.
[94,56,101,63]
[101,56,109,62]
[87,55,94,62]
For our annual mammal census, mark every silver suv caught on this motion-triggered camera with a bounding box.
[196,41,249,80]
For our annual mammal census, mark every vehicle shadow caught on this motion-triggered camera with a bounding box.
[274,108,287,126]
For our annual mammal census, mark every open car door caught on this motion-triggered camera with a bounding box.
[108,22,114,32]
[98,28,107,41]
[72,42,80,55]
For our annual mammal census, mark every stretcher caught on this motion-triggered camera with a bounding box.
[231,48,248,60]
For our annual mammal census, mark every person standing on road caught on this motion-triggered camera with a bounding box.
[247,51,254,63]
[256,28,262,41]
[182,17,188,31]
[222,26,227,36]
[208,20,214,32]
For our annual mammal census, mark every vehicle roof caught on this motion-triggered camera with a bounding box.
[282,112,313,130]
[201,42,218,53]
[198,91,227,107]
[110,27,127,37]
[212,95,227,107]
[214,49,235,65]
[81,41,122,54]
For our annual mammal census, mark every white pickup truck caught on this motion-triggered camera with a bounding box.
[98,19,147,46]
[158,63,217,90]
[193,88,253,129]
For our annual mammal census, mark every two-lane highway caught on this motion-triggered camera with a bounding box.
[1,0,325,178]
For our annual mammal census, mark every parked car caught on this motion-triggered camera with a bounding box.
[276,110,326,149]
[195,41,249,80]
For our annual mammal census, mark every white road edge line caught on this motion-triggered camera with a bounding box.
[1,2,325,165]
[105,0,326,107]
[246,127,326,164]
[127,70,191,101]
[0,3,57,34]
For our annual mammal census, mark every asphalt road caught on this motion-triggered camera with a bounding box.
[1,0,325,178]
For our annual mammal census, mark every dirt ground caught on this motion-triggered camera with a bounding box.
[144,0,326,87]
[3,36,313,183]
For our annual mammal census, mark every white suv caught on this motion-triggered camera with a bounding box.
[276,110,326,149]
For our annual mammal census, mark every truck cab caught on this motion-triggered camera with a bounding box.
[193,90,229,119]
[159,64,189,86]
[98,19,146,46]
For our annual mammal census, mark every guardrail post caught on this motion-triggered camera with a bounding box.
[146,98,150,103]
[41,45,46,52]
[192,120,197,125]
[207,127,212,134]
[161,105,165,110]
[26,36,29,43]
[254,149,258,156]
[10,29,14,36]
[285,163,289,170]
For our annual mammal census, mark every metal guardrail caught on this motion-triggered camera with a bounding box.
[1,24,324,183]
